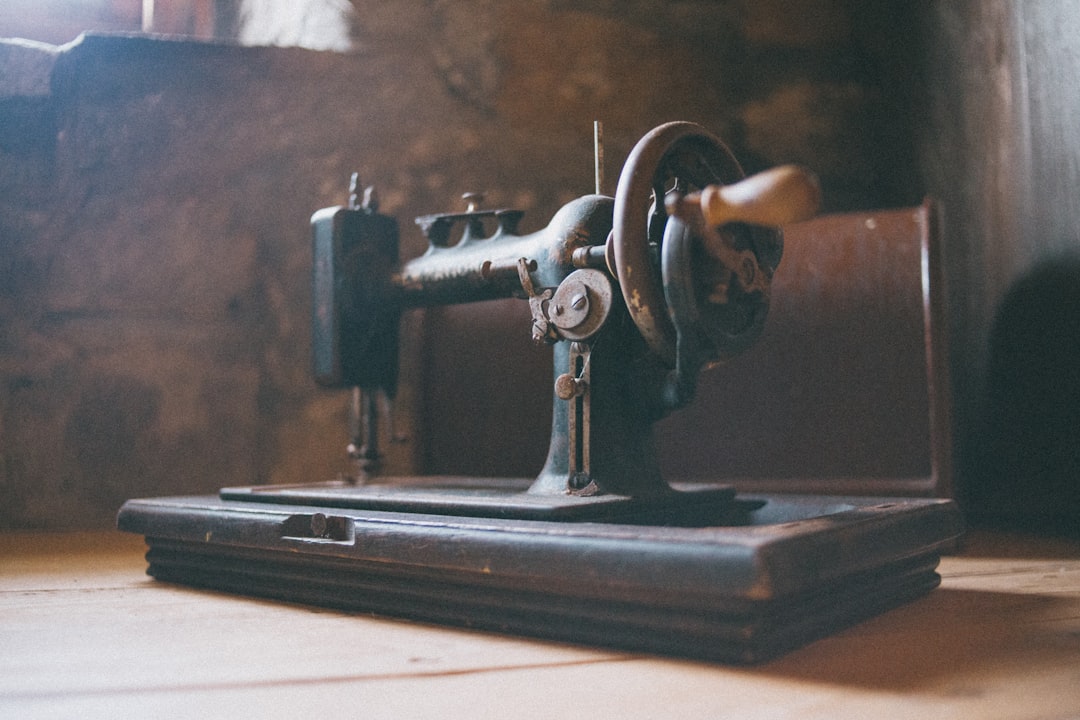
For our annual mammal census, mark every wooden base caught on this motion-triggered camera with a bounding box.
[118,491,962,663]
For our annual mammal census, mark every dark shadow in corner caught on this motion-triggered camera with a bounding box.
[964,252,1080,536]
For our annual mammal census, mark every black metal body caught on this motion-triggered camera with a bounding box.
[118,123,963,663]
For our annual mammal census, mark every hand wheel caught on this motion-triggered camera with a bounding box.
[612,122,818,404]
[611,122,755,362]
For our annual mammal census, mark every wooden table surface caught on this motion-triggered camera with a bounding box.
[2,529,1079,719]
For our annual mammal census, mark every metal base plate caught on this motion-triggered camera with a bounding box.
[117,489,962,664]
[219,477,739,522]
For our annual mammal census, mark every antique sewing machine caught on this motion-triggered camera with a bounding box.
[119,122,962,663]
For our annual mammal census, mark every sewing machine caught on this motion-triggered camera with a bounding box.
[118,122,962,663]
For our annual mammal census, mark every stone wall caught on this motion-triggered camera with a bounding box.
[0,1,922,529]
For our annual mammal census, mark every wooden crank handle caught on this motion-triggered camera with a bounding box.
[673,165,821,227]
